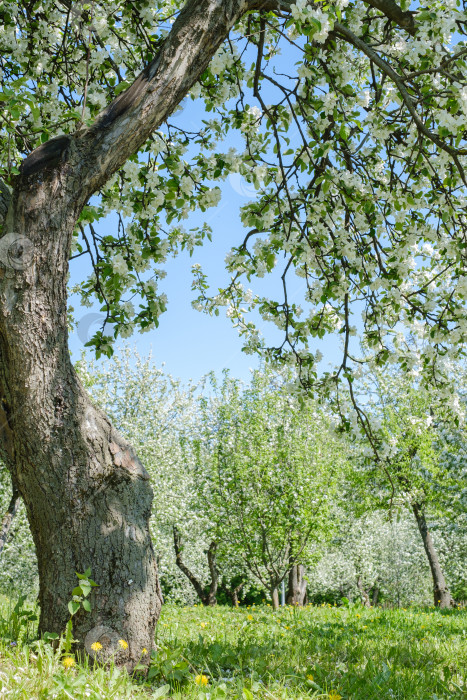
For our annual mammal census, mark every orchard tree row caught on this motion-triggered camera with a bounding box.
[1,349,465,610]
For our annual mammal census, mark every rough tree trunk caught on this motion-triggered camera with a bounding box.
[224,580,244,607]
[371,585,380,607]
[0,479,21,557]
[412,503,452,608]
[286,564,307,606]
[271,587,280,610]
[0,0,261,668]
[357,576,371,607]
[173,527,218,606]
[0,183,161,667]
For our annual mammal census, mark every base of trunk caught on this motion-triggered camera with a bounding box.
[18,393,162,669]
[286,565,307,606]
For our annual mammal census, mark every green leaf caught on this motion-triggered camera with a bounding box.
[147,666,159,681]
[68,601,80,616]
[43,632,59,641]
[80,584,92,598]
[151,685,170,698]
[82,599,92,612]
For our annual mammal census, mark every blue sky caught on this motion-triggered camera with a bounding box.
[68,187,259,382]
[67,62,346,384]
[68,166,345,384]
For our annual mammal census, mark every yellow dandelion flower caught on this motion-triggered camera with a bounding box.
[141,648,148,655]
[247,614,253,620]
[195,674,209,686]
[118,639,128,650]
[62,656,75,669]
[307,674,314,681]
[91,642,103,652]
[328,692,342,700]
[200,622,207,628]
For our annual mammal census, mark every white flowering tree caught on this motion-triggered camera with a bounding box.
[192,367,346,609]
[349,361,467,606]
[1,0,467,663]
[307,508,434,606]
[0,464,38,595]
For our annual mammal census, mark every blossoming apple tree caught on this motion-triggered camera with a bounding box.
[348,360,467,606]
[192,366,346,609]
[1,0,467,664]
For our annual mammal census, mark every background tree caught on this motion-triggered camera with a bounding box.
[307,508,434,607]
[0,465,37,595]
[1,349,463,609]
[351,361,467,607]
[192,367,345,609]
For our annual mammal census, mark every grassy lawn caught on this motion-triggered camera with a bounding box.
[0,600,465,699]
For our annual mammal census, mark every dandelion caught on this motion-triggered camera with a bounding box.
[141,648,148,655]
[90,642,103,652]
[247,614,253,620]
[200,622,207,628]
[118,639,128,650]
[195,674,209,686]
[328,692,342,700]
[307,674,314,681]
[62,656,75,669]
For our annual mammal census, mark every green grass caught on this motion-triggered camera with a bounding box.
[0,600,465,699]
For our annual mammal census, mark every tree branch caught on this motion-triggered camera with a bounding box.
[361,0,416,34]
[249,0,417,34]
[67,0,251,200]
[334,21,467,184]
[18,0,418,202]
